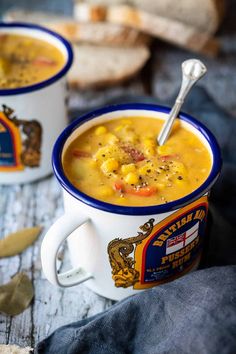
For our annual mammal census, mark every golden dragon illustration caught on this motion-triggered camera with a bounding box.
[107,218,155,288]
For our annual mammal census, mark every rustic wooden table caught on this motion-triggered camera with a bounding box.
[0,0,236,349]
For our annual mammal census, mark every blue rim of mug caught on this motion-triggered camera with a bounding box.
[53,103,222,216]
[0,22,73,96]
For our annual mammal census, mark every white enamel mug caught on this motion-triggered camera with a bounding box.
[0,23,73,184]
[41,104,221,301]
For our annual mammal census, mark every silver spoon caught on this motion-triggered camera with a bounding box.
[157,59,207,146]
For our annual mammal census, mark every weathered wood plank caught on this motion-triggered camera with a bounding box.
[0,177,114,347]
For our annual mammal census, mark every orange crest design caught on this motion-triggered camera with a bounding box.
[0,105,42,171]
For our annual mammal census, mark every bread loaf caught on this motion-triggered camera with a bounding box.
[74,4,219,55]
[4,10,151,47]
[47,22,151,47]
[75,0,225,33]
[68,44,150,88]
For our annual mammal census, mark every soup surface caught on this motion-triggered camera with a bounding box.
[0,34,65,88]
[63,117,212,206]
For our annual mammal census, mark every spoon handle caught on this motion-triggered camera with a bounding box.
[158,59,207,146]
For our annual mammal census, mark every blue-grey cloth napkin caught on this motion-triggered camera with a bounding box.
[36,87,236,354]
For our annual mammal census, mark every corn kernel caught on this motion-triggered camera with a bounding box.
[87,158,97,168]
[106,133,119,145]
[121,163,136,175]
[155,182,166,190]
[95,145,129,164]
[96,186,114,198]
[125,133,138,144]
[101,158,119,174]
[95,146,110,161]
[125,172,139,185]
[139,163,153,175]
[143,138,156,149]
[157,145,173,156]
[144,147,156,157]
[94,126,107,136]
[171,161,187,175]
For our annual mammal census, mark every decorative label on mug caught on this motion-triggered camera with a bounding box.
[0,105,42,171]
[107,196,208,289]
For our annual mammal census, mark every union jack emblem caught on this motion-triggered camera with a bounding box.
[166,222,199,255]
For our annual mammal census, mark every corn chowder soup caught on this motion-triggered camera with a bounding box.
[62,117,212,206]
[0,34,65,89]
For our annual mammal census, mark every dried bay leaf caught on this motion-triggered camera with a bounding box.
[0,273,34,316]
[0,226,42,258]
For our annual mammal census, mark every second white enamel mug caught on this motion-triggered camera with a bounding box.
[0,23,73,184]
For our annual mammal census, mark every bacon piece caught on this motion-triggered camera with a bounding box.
[72,150,91,158]
[160,154,179,162]
[114,182,157,197]
[121,145,145,162]
[33,56,56,66]
[126,186,157,197]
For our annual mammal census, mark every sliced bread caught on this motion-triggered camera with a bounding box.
[68,44,150,88]
[3,9,151,47]
[74,4,219,55]
[132,0,225,34]
[3,9,71,23]
[75,0,225,33]
[46,22,151,47]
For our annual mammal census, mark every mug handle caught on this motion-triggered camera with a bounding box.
[41,213,93,287]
